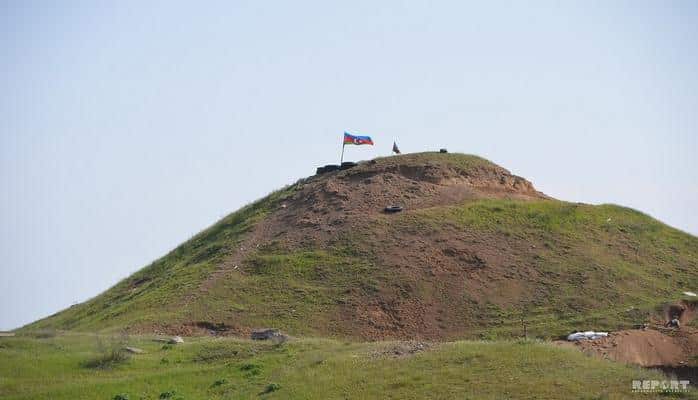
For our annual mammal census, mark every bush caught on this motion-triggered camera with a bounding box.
[82,348,129,369]
[211,378,227,387]
[261,383,281,394]
[82,333,130,369]
[240,363,261,377]
[30,329,57,339]
[112,394,129,400]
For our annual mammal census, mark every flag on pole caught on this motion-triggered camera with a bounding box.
[392,141,401,154]
[343,132,374,146]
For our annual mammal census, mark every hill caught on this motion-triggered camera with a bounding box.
[24,152,698,340]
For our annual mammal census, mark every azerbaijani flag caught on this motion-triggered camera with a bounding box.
[343,132,374,145]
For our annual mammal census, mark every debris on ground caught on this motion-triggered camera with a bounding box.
[575,327,698,367]
[340,161,358,170]
[168,336,184,344]
[684,291,697,297]
[574,302,697,367]
[664,300,696,326]
[666,318,681,328]
[251,328,287,342]
[566,331,608,341]
[384,205,403,213]
[370,341,431,358]
[123,346,145,354]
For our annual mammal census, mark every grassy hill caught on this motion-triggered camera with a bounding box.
[23,153,698,340]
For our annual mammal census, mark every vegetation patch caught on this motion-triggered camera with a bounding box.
[260,383,281,395]
[1,334,692,399]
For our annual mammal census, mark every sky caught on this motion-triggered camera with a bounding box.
[1,1,697,331]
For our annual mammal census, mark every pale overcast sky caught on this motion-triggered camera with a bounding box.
[1,1,697,330]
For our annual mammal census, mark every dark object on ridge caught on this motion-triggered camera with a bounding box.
[666,318,681,328]
[340,161,358,170]
[392,141,401,154]
[439,148,448,153]
[384,205,403,213]
[251,328,286,341]
[316,166,327,175]
[324,164,340,172]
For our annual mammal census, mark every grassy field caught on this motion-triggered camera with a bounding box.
[1,333,692,400]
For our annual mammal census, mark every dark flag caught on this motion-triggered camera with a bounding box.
[392,141,401,154]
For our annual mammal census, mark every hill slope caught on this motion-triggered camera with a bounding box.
[25,153,698,339]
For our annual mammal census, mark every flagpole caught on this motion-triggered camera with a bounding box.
[340,142,345,164]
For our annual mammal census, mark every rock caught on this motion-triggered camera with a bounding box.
[123,346,145,354]
[251,328,286,342]
[567,331,609,341]
[168,336,184,344]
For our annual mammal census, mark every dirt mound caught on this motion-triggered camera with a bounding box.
[664,300,697,325]
[576,327,698,367]
[268,153,545,243]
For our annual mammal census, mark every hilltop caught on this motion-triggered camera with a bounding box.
[24,152,698,340]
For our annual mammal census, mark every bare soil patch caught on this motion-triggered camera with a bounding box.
[575,326,698,367]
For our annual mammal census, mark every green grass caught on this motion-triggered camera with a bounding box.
[193,246,383,335]
[1,333,692,400]
[23,183,303,333]
[387,199,698,338]
[367,151,496,172]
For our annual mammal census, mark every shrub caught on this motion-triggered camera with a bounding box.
[112,394,129,400]
[82,333,130,369]
[211,378,227,387]
[240,363,262,377]
[261,383,281,394]
[31,329,57,339]
[82,347,129,369]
